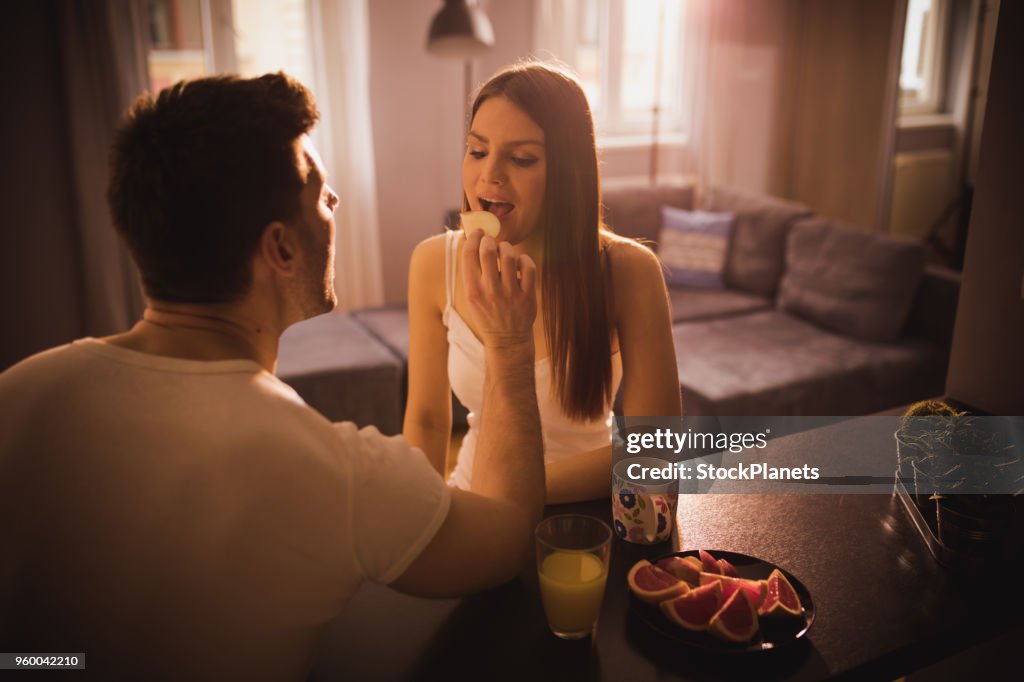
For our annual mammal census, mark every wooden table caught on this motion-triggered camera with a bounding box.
[311,421,1023,680]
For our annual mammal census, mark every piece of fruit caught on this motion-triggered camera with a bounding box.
[627,560,689,604]
[699,549,721,574]
[460,210,500,238]
[758,569,802,618]
[660,581,723,631]
[699,573,767,607]
[718,558,740,578]
[656,556,702,586]
[708,588,760,642]
[682,556,702,571]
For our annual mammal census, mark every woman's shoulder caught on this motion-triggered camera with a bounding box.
[408,232,454,308]
[602,233,667,323]
[602,233,663,277]
[410,232,454,275]
[412,231,453,260]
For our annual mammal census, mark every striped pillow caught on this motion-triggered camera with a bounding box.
[658,206,734,288]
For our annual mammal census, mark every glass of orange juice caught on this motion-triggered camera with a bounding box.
[535,514,612,639]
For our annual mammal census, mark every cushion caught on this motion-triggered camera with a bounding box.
[778,219,928,342]
[668,287,772,323]
[658,207,733,288]
[351,305,471,430]
[701,186,813,296]
[672,311,946,416]
[601,182,695,244]
[277,313,404,434]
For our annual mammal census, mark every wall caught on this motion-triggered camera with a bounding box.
[701,0,803,198]
[0,3,85,370]
[790,0,902,230]
[945,0,1023,414]
[368,0,534,304]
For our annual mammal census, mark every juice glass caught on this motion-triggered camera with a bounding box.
[535,514,612,639]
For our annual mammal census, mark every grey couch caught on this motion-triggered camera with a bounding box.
[280,183,959,427]
[602,184,959,416]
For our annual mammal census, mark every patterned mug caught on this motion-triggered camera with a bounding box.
[611,457,679,544]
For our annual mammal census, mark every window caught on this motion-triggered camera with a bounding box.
[537,0,687,141]
[900,0,951,115]
[148,0,313,86]
[147,0,208,92]
[145,0,318,140]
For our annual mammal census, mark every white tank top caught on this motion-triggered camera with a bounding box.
[443,229,623,489]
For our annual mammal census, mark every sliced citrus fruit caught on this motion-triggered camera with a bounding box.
[660,581,723,631]
[627,560,689,605]
[699,549,721,574]
[698,573,767,607]
[460,210,500,238]
[758,568,802,618]
[718,558,740,578]
[708,588,760,642]
[656,556,702,586]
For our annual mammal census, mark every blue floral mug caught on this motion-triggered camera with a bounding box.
[611,457,679,544]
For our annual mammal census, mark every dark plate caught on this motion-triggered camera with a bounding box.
[628,549,815,653]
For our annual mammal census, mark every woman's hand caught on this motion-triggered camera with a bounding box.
[460,230,538,349]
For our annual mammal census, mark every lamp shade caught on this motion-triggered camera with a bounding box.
[426,0,495,59]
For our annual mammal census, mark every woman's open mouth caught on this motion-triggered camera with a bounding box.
[479,198,515,219]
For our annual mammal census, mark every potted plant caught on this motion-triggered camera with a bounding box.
[896,401,1023,560]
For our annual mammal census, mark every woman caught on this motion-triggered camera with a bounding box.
[404,62,681,503]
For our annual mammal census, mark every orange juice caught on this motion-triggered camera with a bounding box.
[538,551,608,634]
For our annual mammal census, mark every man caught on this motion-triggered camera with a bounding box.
[0,73,543,681]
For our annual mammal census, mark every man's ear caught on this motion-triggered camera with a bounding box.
[258,221,298,277]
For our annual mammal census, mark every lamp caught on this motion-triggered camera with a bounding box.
[426,1,495,227]
[426,0,495,129]
[426,0,495,59]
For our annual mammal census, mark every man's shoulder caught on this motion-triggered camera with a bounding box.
[0,341,87,388]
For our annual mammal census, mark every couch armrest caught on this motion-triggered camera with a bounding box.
[904,266,961,348]
[601,181,695,245]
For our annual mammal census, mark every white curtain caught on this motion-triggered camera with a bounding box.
[307,0,384,312]
[59,0,149,334]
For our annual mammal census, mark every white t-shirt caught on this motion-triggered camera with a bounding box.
[0,339,450,681]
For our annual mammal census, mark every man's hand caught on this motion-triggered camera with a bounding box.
[460,230,537,348]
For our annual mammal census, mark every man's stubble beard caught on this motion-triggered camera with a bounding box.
[295,222,337,319]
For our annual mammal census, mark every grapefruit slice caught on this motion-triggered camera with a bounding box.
[699,549,721,574]
[460,210,500,238]
[758,569,802,618]
[708,588,760,642]
[627,560,689,605]
[698,573,767,607]
[718,558,740,578]
[660,581,723,631]
[656,556,702,586]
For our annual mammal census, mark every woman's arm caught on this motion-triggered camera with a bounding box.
[545,444,611,504]
[403,235,454,475]
[545,240,682,504]
[613,240,683,418]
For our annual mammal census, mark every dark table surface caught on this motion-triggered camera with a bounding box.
[312,421,1024,681]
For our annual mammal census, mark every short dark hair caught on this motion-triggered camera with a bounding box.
[108,72,319,302]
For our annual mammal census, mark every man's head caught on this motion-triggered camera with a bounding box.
[108,72,337,315]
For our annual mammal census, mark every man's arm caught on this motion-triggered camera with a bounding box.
[390,232,544,597]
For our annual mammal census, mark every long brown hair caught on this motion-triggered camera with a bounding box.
[469,62,613,422]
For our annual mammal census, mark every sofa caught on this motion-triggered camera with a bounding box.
[602,184,959,416]
[279,183,960,426]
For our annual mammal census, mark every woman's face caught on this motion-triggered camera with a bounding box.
[462,96,547,245]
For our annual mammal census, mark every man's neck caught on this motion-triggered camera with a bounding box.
[104,302,282,373]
